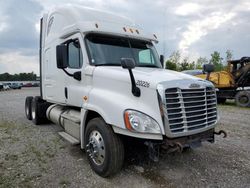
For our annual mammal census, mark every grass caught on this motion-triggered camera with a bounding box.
[0,175,12,188]
[59,178,71,187]
[4,154,18,161]
[29,145,47,166]
[0,123,34,187]
[0,120,63,187]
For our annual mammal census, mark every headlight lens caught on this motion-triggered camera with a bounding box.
[124,110,161,134]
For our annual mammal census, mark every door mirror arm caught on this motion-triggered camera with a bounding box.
[121,58,140,97]
[160,55,164,68]
[62,68,73,77]
[128,69,140,97]
[62,69,81,81]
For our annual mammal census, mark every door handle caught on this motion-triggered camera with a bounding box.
[64,87,68,99]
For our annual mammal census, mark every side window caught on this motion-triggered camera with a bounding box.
[138,49,155,64]
[68,39,83,69]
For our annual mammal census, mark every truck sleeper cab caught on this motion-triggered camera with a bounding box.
[25,6,226,177]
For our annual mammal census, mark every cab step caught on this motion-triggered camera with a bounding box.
[58,131,80,145]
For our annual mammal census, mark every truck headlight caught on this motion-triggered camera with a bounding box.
[124,110,161,134]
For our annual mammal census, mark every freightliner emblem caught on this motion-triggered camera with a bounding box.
[189,83,200,88]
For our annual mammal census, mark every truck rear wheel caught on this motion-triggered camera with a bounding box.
[235,91,250,107]
[25,96,33,120]
[85,118,124,177]
[31,96,50,125]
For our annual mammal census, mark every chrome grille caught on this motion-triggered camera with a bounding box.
[165,87,217,133]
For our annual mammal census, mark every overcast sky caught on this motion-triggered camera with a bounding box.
[0,0,250,74]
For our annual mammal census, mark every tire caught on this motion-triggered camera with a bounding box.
[31,96,51,125]
[25,96,33,120]
[217,98,226,104]
[235,91,250,107]
[85,118,124,177]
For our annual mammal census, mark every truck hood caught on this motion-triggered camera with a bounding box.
[93,66,203,89]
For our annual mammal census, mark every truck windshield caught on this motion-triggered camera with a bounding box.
[85,34,162,68]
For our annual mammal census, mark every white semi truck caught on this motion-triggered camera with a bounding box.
[25,6,226,177]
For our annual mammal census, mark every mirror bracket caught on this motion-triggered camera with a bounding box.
[121,58,141,97]
[128,69,140,97]
[160,55,164,68]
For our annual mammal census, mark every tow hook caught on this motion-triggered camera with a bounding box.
[175,142,183,152]
[214,130,227,138]
[163,142,184,153]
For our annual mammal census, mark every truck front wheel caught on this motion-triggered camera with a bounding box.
[85,118,124,177]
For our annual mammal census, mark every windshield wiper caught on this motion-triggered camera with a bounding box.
[138,64,160,68]
[95,63,160,68]
[95,63,121,66]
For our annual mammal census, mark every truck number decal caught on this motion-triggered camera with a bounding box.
[136,80,150,88]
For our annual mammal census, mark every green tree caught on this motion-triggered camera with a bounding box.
[189,61,195,70]
[0,72,37,81]
[179,57,190,71]
[169,51,181,65]
[165,51,181,71]
[0,73,11,81]
[226,50,233,61]
[165,60,177,71]
[210,51,223,71]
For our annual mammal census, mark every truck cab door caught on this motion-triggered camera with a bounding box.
[62,33,89,107]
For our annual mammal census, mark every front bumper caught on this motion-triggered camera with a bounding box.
[161,128,215,150]
[145,128,219,161]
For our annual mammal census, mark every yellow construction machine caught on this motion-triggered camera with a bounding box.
[195,57,250,107]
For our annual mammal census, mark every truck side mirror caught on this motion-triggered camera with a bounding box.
[160,55,164,67]
[73,71,81,81]
[56,44,68,69]
[203,64,214,73]
[121,58,135,69]
[120,58,140,97]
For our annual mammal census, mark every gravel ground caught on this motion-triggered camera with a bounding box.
[0,88,249,188]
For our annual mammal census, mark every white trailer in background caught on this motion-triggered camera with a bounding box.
[25,6,226,177]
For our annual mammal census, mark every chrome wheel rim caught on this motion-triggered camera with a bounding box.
[86,130,105,165]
